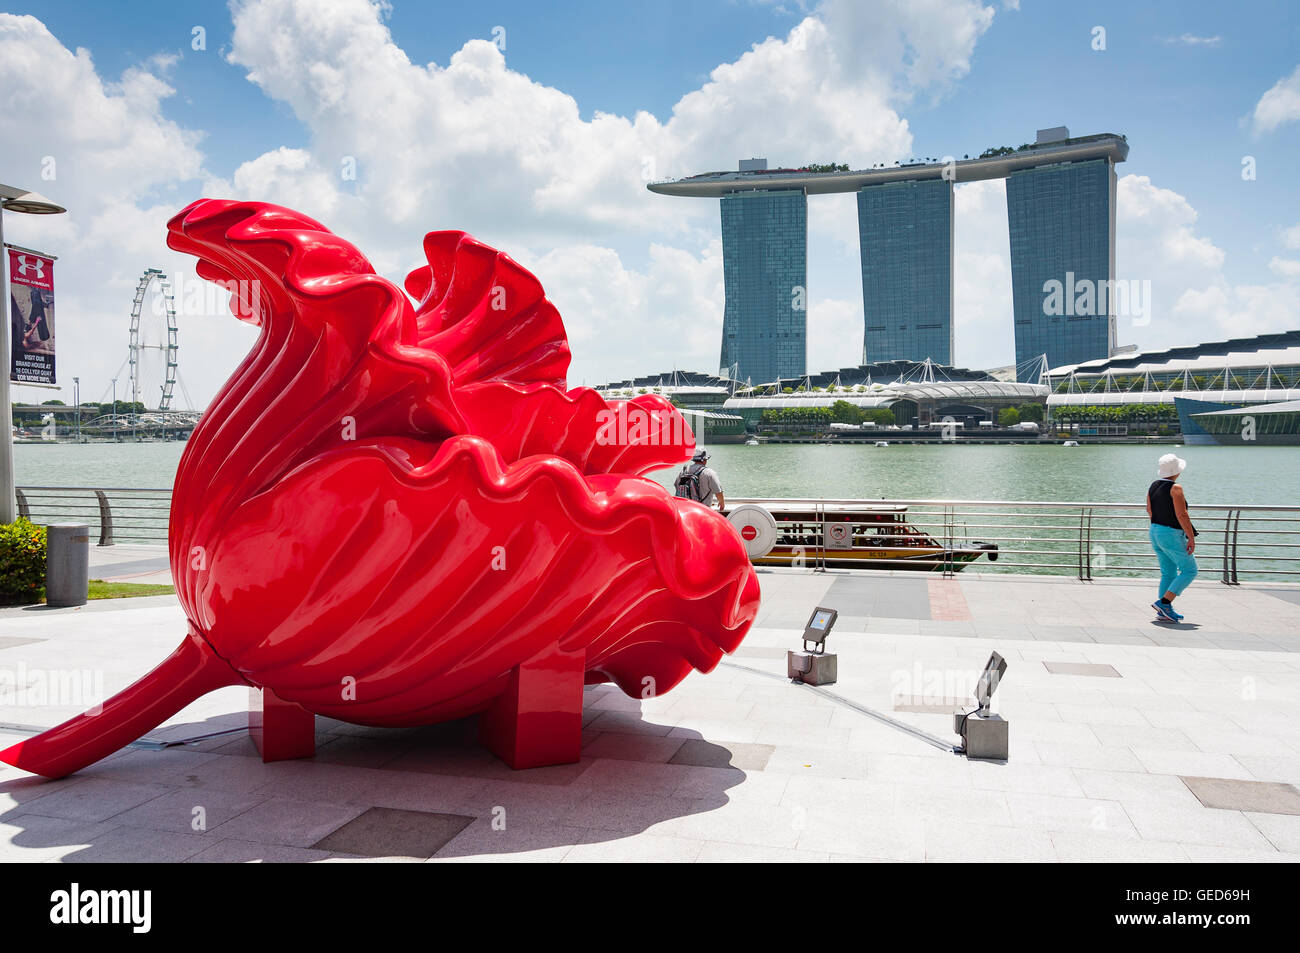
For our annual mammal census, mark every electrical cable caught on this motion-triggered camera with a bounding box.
[718,660,959,754]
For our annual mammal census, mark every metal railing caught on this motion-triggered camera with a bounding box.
[728,497,1300,584]
[13,487,1300,584]
[15,486,171,545]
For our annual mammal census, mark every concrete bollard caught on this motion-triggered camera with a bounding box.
[45,523,90,608]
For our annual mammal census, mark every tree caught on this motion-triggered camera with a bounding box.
[997,407,1020,427]
[1016,403,1044,422]
[830,400,864,425]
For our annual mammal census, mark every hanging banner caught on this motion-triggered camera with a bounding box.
[8,248,56,385]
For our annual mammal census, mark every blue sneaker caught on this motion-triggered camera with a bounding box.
[1152,600,1180,622]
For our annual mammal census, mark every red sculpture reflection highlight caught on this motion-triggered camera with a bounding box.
[0,199,760,777]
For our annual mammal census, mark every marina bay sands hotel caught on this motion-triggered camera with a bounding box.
[647,128,1129,384]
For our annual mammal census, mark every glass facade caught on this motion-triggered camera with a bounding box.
[719,189,807,384]
[1007,159,1116,381]
[857,179,953,365]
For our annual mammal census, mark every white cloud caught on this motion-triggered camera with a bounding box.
[1115,176,1300,346]
[0,13,230,408]
[1161,34,1222,48]
[215,0,999,384]
[1251,64,1300,134]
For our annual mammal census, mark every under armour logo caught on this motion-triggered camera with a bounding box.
[15,256,46,279]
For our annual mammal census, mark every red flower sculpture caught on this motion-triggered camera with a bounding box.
[1,200,759,777]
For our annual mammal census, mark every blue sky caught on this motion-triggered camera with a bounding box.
[3,0,1300,403]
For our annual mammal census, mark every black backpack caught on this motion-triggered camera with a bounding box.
[674,463,706,502]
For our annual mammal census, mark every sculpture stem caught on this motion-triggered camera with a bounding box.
[0,631,245,779]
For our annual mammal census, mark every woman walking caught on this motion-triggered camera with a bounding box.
[1147,453,1198,622]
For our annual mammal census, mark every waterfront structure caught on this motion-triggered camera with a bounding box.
[721,359,1046,429]
[1045,330,1300,439]
[594,370,748,442]
[857,179,953,365]
[648,129,1129,383]
[1186,400,1300,446]
[719,189,807,384]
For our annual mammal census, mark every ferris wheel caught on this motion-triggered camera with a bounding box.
[127,268,179,411]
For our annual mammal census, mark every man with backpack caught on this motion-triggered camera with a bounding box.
[674,449,725,510]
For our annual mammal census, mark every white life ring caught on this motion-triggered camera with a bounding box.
[727,505,778,559]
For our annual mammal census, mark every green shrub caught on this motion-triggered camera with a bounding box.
[0,518,46,606]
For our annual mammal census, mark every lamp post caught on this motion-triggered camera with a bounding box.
[1,184,66,524]
[73,376,80,442]
[111,378,118,443]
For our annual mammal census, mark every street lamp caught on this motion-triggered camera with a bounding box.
[73,376,80,442]
[1,184,66,524]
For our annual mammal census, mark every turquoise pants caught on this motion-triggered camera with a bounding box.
[1150,523,1198,598]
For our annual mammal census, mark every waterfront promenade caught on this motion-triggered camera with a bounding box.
[0,551,1297,862]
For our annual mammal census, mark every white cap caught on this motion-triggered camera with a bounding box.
[1157,453,1186,478]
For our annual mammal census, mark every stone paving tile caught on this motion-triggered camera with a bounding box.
[557,791,710,834]
[1234,755,1300,785]
[205,797,369,849]
[310,806,475,859]
[562,829,704,863]
[968,762,1087,798]
[797,812,926,861]
[669,739,774,771]
[0,813,122,862]
[431,816,584,862]
[1181,777,1300,815]
[1131,748,1254,780]
[922,821,1058,863]
[1180,844,1296,862]
[11,777,172,823]
[697,841,831,862]
[185,838,334,862]
[1005,792,1137,837]
[113,787,266,834]
[55,825,214,863]
[1244,813,1300,853]
[1071,768,1204,808]
[1049,831,1188,863]
[581,733,686,764]
[1123,804,1273,849]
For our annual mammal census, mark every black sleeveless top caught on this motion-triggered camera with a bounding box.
[1149,479,1196,534]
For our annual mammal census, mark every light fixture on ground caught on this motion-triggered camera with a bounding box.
[955,651,1009,760]
[787,606,838,685]
[1,184,67,524]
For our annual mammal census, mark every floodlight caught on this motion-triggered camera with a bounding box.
[955,651,1010,761]
[801,606,838,654]
[974,651,1007,714]
[788,606,838,686]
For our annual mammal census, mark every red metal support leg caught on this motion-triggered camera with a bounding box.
[479,644,585,769]
[249,686,316,762]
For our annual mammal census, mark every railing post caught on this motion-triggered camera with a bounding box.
[1077,507,1087,581]
[943,505,955,578]
[14,487,29,520]
[95,489,114,546]
[1228,510,1241,585]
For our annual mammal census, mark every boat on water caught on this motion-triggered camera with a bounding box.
[875,440,889,447]
[1062,440,1079,447]
[725,499,998,571]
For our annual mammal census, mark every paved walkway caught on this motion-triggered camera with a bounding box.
[1,562,1298,862]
